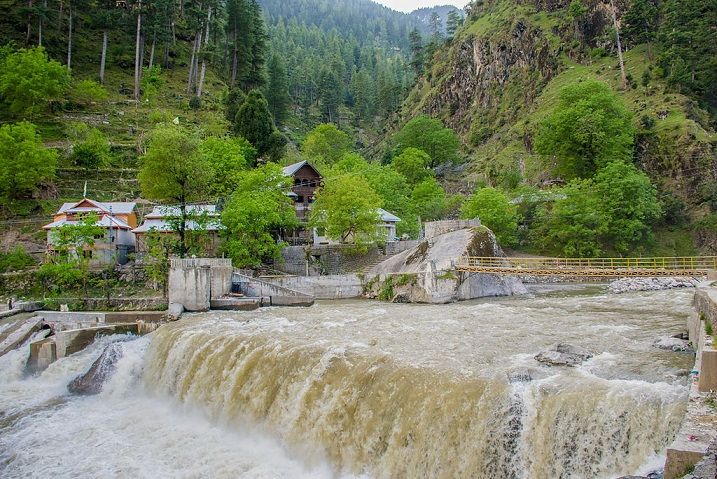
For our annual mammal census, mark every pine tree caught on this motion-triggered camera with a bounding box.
[446,10,462,40]
[265,53,290,126]
[318,67,341,124]
[409,28,423,75]
[233,90,279,161]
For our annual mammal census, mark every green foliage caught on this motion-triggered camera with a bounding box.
[141,231,179,297]
[535,80,634,179]
[37,262,84,293]
[233,90,283,159]
[460,187,519,247]
[70,80,108,106]
[265,53,290,126]
[532,162,662,256]
[68,123,111,169]
[138,125,214,256]
[0,121,58,200]
[623,0,658,46]
[393,115,461,167]
[411,177,446,221]
[310,174,383,249]
[200,136,254,195]
[221,163,298,268]
[657,0,717,112]
[140,66,164,102]
[706,320,713,336]
[0,46,69,117]
[391,147,433,186]
[0,247,36,273]
[378,276,395,301]
[301,124,353,168]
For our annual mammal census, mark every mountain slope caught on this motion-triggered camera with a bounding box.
[400,0,717,253]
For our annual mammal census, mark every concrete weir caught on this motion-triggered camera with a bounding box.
[664,283,717,478]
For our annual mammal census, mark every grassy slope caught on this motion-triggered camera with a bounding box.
[401,0,716,256]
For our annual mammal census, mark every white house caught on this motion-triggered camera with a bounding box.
[132,204,223,253]
[43,198,138,265]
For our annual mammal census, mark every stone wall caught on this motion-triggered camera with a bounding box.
[260,274,364,300]
[424,220,481,240]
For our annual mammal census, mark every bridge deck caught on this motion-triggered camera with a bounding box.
[456,256,717,277]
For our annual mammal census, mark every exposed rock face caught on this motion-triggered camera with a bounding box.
[653,336,693,353]
[535,343,593,367]
[68,342,123,395]
[366,226,527,304]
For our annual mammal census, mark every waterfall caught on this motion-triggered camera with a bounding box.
[143,318,687,478]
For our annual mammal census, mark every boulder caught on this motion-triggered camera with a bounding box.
[366,226,527,304]
[535,343,593,367]
[653,336,694,353]
[168,302,184,320]
[68,342,123,395]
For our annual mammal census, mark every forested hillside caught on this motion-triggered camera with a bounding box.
[401,0,717,255]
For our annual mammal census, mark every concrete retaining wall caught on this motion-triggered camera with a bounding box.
[424,219,481,240]
[664,284,717,478]
[260,274,364,300]
[168,258,234,311]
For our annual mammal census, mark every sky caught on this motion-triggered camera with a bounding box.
[373,1,467,13]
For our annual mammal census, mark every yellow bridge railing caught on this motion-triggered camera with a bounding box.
[457,256,717,277]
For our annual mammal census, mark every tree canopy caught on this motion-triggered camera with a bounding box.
[310,175,383,248]
[460,187,519,247]
[301,124,353,168]
[221,163,298,267]
[233,90,283,161]
[200,136,255,196]
[411,177,447,221]
[391,147,433,186]
[0,46,69,117]
[393,115,461,167]
[0,121,58,200]
[535,80,634,179]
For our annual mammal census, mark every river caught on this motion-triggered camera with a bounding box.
[0,288,696,478]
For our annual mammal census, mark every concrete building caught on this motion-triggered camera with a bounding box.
[43,198,138,265]
[132,205,222,254]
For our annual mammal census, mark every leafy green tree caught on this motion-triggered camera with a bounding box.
[41,213,105,296]
[535,80,634,179]
[0,121,57,200]
[200,136,255,195]
[310,175,383,248]
[592,160,662,254]
[393,116,461,167]
[70,79,108,107]
[265,53,290,126]
[234,90,284,160]
[460,187,519,247]
[0,46,70,117]
[391,147,433,186]
[138,125,214,257]
[221,163,298,267]
[301,124,353,168]
[0,247,36,273]
[68,123,111,169]
[365,164,419,238]
[532,180,608,257]
[411,177,446,221]
[532,162,661,256]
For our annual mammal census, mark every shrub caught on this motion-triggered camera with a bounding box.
[0,247,36,272]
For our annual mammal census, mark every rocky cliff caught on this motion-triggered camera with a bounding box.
[365,226,527,303]
[401,0,717,253]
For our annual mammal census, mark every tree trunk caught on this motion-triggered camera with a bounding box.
[133,6,142,101]
[197,6,212,98]
[26,0,33,44]
[230,30,238,87]
[66,8,72,69]
[139,33,145,70]
[100,31,108,84]
[38,0,46,45]
[187,33,199,93]
[148,32,156,70]
[610,0,628,90]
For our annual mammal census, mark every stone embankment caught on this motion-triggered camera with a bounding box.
[365,226,526,304]
[609,277,700,294]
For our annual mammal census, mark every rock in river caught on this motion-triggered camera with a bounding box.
[535,343,593,367]
[68,342,124,395]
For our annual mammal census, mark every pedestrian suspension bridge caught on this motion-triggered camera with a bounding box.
[456,256,717,277]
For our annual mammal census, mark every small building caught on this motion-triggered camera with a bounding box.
[313,208,402,246]
[132,204,222,254]
[282,160,323,244]
[43,199,138,265]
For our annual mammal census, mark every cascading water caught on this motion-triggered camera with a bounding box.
[0,288,695,478]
